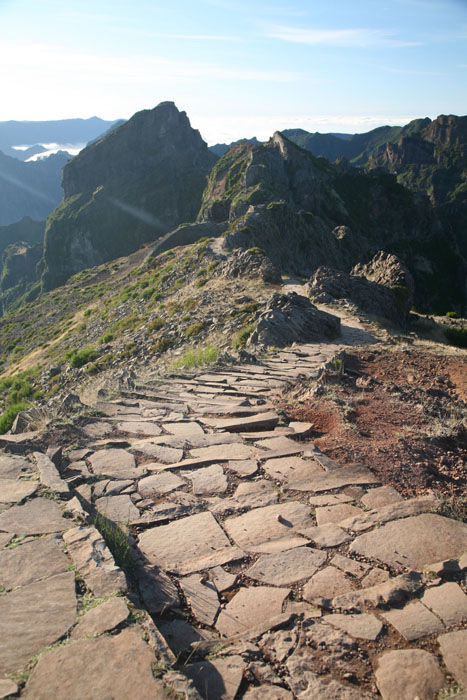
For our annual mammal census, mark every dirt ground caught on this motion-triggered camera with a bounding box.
[282,345,467,502]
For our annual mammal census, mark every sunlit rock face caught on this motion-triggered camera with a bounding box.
[41,102,217,291]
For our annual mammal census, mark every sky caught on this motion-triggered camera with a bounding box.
[0,0,466,144]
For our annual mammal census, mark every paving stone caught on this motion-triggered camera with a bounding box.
[71,597,130,640]
[130,441,184,463]
[88,448,143,479]
[184,655,245,700]
[243,684,293,699]
[246,547,327,586]
[63,526,127,597]
[0,534,69,590]
[138,471,185,496]
[104,479,135,496]
[132,493,205,526]
[210,566,237,593]
[216,587,289,637]
[190,443,262,462]
[209,490,279,517]
[263,456,322,483]
[136,563,180,614]
[163,421,205,436]
[33,451,69,496]
[303,566,355,603]
[341,495,438,533]
[0,679,18,698]
[224,502,313,554]
[361,567,390,587]
[361,485,403,509]
[309,494,354,506]
[0,532,11,547]
[438,629,467,686]
[0,478,38,503]
[162,671,204,700]
[186,464,228,495]
[95,495,140,522]
[201,412,279,432]
[180,574,220,626]
[260,627,298,663]
[115,421,162,436]
[0,454,33,479]
[0,572,77,674]
[83,421,114,437]
[234,479,273,497]
[382,601,444,640]
[324,612,383,640]
[350,513,467,569]
[375,649,445,700]
[330,554,370,578]
[289,421,314,437]
[288,464,379,492]
[315,503,364,526]
[22,627,167,700]
[227,459,258,476]
[421,582,467,625]
[0,497,69,534]
[332,572,423,612]
[297,523,352,547]
[138,511,237,573]
[255,436,304,453]
[158,619,216,656]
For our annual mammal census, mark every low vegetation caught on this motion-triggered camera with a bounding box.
[171,345,219,370]
[444,326,467,348]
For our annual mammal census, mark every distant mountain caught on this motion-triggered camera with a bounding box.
[0,117,120,160]
[209,137,262,158]
[42,102,217,290]
[0,217,44,258]
[0,150,70,226]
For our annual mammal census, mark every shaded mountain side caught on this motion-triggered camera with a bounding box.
[0,217,44,258]
[0,240,42,315]
[41,102,218,291]
[209,137,262,158]
[198,132,466,314]
[0,150,69,225]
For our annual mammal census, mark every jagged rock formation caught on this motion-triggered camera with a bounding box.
[0,241,42,315]
[41,102,217,290]
[220,248,282,284]
[0,150,69,225]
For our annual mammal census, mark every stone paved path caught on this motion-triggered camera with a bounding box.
[0,335,466,699]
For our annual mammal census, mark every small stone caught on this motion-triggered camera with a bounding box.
[324,612,383,640]
[130,441,183,464]
[382,601,444,641]
[180,574,220,626]
[438,629,467,686]
[263,456,322,483]
[0,478,38,503]
[315,503,364,526]
[71,597,130,639]
[297,522,351,547]
[216,587,289,637]
[184,655,245,700]
[190,443,262,462]
[246,547,327,586]
[227,460,258,476]
[421,582,467,625]
[361,485,403,509]
[95,495,140,522]
[138,472,185,496]
[303,567,355,604]
[375,649,445,700]
[188,464,228,495]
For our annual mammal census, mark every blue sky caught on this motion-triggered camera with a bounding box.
[0,0,466,143]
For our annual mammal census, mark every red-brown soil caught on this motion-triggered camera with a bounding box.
[283,346,467,501]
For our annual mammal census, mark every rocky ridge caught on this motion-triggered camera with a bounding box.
[0,316,466,699]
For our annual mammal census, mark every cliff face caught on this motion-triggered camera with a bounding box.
[41,102,217,290]
[0,241,42,314]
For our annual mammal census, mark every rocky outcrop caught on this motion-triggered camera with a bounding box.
[352,251,414,318]
[220,248,282,284]
[42,102,217,290]
[248,292,340,348]
[0,241,42,314]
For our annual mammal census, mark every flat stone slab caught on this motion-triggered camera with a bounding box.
[136,564,180,614]
[187,464,228,494]
[83,421,114,437]
[190,443,262,462]
[288,464,379,493]
[0,572,76,674]
[361,485,403,509]
[0,679,18,698]
[263,456,322,483]
[33,452,69,496]
[138,511,233,572]
[227,459,258,476]
[350,513,467,569]
[0,497,69,534]
[138,471,185,496]
[163,421,205,436]
[0,534,69,590]
[0,478,38,503]
[63,526,127,597]
[255,436,304,453]
[330,554,370,578]
[324,612,383,640]
[184,655,245,700]
[382,601,444,641]
[375,649,445,700]
[115,421,162,436]
[71,597,130,640]
[309,494,354,506]
[158,619,216,656]
[332,572,423,613]
[243,687,293,700]
[297,522,352,547]
[210,566,237,593]
[95,495,140,522]
[0,454,33,479]
[421,582,467,625]
[180,574,220,626]
[224,502,313,554]
[315,503,364,526]
[201,412,279,432]
[216,586,289,637]
[340,495,438,533]
[303,566,355,603]
[246,546,327,586]
[130,441,183,463]
[438,629,467,686]
[22,627,167,700]
[88,449,141,479]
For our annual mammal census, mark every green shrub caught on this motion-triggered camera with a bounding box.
[184,322,205,339]
[99,332,114,344]
[171,345,219,370]
[83,309,92,317]
[444,326,467,348]
[207,261,219,273]
[147,317,165,332]
[195,277,207,288]
[446,311,460,319]
[0,402,28,434]
[233,323,256,348]
[229,302,260,318]
[70,346,99,368]
[151,337,174,354]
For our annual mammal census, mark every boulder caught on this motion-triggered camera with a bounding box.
[221,248,282,284]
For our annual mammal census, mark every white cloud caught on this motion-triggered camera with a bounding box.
[267,26,421,48]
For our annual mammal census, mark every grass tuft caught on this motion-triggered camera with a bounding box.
[171,345,219,370]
